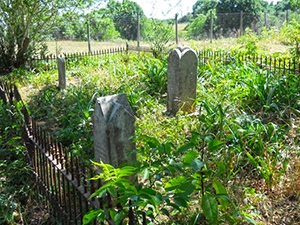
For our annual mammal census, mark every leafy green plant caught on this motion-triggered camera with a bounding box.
[187,14,208,39]
[85,132,253,224]
[0,100,35,224]
[144,19,174,59]
[237,28,259,55]
[139,59,167,97]
[281,19,300,58]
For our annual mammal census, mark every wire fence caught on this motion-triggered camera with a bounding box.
[183,10,299,41]
[48,10,299,48]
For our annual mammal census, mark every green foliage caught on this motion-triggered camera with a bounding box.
[143,19,174,59]
[107,0,143,40]
[0,0,98,74]
[192,0,218,16]
[23,53,167,158]
[86,134,246,224]
[215,0,264,32]
[89,15,120,41]
[187,14,208,39]
[290,0,300,7]
[238,28,259,55]
[281,19,300,58]
[139,59,167,96]
[14,49,300,224]
[0,100,34,224]
[52,11,87,41]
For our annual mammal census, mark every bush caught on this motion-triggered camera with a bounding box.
[281,19,300,58]
[143,19,174,59]
[187,14,208,39]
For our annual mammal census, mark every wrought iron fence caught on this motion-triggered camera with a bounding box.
[29,46,128,71]
[197,50,300,75]
[0,80,140,225]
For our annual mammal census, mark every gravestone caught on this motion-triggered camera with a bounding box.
[57,57,66,90]
[167,46,198,116]
[93,93,136,167]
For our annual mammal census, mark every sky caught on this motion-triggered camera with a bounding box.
[126,0,282,20]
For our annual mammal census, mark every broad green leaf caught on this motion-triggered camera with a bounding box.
[216,162,226,176]
[207,139,224,151]
[168,202,181,211]
[202,193,218,225]
[90,182,111,198]
[213,180,229,211]
[114,211,126,225]
[82,208,103,225]
[114,179,136,194]
[107,186,117,197]
[191,159,204,172]
[163,142,174,155]
[165,176,186,191]
[141,168,150,181]
[109,210,117,222]
[178,179,196,196]
[161,208,170,216]
[183,149,199,164]
[176,142,196,154]
[139,188,157,196]
[153,194,163,205]
[139,193,152,201]
[145,136,161,148]
[174,195,188,208]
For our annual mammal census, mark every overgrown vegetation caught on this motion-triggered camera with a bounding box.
[3,41,297,224]
[0,97,49,224]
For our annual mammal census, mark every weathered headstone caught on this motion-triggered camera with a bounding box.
[167,46,198,116]
[93,93,136,167]
[57,57,66,90]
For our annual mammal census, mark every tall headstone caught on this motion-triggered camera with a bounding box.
[167,46,198,116]
[93,94,136,167]
[57,57,66,90]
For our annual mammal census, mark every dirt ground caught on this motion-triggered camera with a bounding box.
[45,38,290,55]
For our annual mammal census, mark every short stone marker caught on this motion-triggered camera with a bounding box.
[93,93,136,167]
[167,46,198,116]
[57,57,66,90]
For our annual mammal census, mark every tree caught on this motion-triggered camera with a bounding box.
[188,0,217,39]
[52,11,86,41]
[88,9,120,41]
[107,0,144,40]
[192,0,217,16]
[143,19,174,58]
[187,14,208,39]
[215,0,264,33]
[0,0,97,75]
[290,0,300,7]
[281,19,300,57]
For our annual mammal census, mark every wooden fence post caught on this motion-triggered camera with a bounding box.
[210,11,213,43]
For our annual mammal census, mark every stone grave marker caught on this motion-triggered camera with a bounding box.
[57,57,66,90]
[167,46,198,116]
[93,93,136,167]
